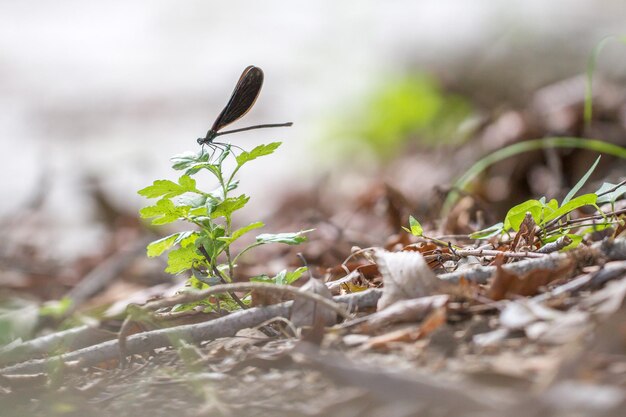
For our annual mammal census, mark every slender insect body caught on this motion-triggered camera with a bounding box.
[198,129,218,145]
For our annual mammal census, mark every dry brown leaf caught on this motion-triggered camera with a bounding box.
[326,262,379,282]
[404,241,439,254]
[290,278,337,344]
[487,255,573,300]
[365,307,447,350]
[366,326,420,349]
[375,250,442,310]
[499,300,564,330]
[524,311,589,344]
[498,299,590,344]
[325,269,371,295]
[420,306,447,336]
[511,212,537,252]
[404,242,452,270]
[581,276,626,316]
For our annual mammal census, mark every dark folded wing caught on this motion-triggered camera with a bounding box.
[211,65,264,132]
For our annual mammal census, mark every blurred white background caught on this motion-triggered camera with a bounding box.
[1,0,624,258]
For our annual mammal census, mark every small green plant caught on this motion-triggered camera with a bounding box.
[410,156,625,251]
[139,143,310,311]
[327,73,473,160]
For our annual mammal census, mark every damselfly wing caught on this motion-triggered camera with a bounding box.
[197,66,292,145]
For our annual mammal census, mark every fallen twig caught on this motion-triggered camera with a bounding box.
[453,248,546,259]
[536,235,573,253]
[339,294,449,331]
[0,290,381,376]
[438,238,626,284]
[542,207,626,235]
[141,281,352,319]
[0,325,115,367]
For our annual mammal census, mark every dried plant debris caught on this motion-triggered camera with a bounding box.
[290,277,337,344]
[374,249,442,310]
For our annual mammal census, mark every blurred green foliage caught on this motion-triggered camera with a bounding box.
[331,73,474,160]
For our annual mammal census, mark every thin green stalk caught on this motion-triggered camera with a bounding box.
[231,242,264,266]
[443,137,626,216]
[224,217,235,281]
[584,35,626,128]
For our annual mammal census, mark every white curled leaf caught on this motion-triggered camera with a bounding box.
[375,250,441,310]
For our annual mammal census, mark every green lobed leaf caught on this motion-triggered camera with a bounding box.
[165,246,203,275]
[165,234,202,274]
[546,198,559,211]
[138,179,178,198]
[138,175,198,199]
[281,267,308,285]
[256,229,312,245]
[139,198,190,225]
[147,234,177,257]
[171,150,226,176]
[250,267,308,286]
[235,142,281,166]
[564,234,583,251]
[171,150,209,170]
[503,200,543,231]
[210,195,250,219]
[178,175,197,190]
[218,221,265,245]
[187,163,218,176]
[469,222,504,239]
[196,228,226,259]
[406,216,423,236]
[562,156,601,205]
[39,297,73,319]
[146,231,196,257]
[174,193,207,209]
[541,193,598,224]
[186,276,210,291]
[189,206,209,217]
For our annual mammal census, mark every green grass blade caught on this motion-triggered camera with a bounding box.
[443,137,626,215]
[562,155,600,205]
[585,35,626,128]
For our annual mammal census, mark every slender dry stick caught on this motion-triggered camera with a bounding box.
[142,281,351,319]
[535,235,573,253]
[596,179,626,197]
[542,207,626,234]
[450,248,547,259]
[1,290,379,376]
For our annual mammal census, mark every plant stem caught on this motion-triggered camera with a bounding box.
[220,163,236,281]
[232,242,264,265]
[224,217,235,281]
[541,207,626,235]
[197,246,246,309]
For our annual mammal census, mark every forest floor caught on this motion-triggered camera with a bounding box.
[1,73,626,417]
